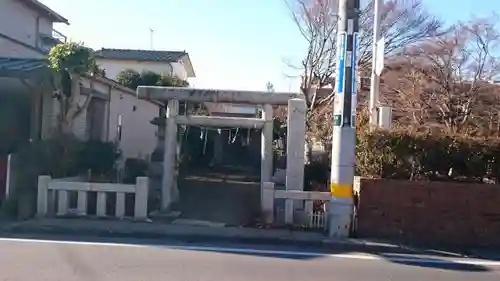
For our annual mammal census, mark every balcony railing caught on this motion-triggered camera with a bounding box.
[52,29,67,43]
[38,29,67,52]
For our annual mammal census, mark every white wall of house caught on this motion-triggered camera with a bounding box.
[169,61,188,81]
[0,0,54,48]
[96,59,188,81]
[108,87,159,159]
[80,77,159,159]
[0,37,44,58]
[41,77,159,160]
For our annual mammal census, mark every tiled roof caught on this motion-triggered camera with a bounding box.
[94,48,187,63]
[0,57,49,77]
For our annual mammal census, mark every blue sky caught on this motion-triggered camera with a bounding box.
[40,0,498,92]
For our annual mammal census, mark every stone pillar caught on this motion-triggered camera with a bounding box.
[37,175,51,216]
[285,98,307,220]
[5,153,17,199]
[261,104,274,185]
[134,177,149,220]
[151,107,166,162]
[162,99,178,210]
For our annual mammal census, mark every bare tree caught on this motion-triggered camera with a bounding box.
[286,0,442,154]
[286,0,441,105]
[388,58,431,129]
[408,16,500,134]
[285,0,338,110]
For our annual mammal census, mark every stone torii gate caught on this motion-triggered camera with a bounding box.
[137,86,307,210]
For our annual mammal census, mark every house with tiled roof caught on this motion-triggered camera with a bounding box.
[93,48,196,81]
[0,0,171,166]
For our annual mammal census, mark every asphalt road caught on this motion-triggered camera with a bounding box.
[0,235,499,281]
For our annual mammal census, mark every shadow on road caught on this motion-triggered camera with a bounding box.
[379,253,491,272]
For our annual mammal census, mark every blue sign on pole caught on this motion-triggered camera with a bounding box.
[336,32,346,93]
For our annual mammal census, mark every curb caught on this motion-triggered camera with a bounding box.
[0,223,417,254]
[1,224,335,246]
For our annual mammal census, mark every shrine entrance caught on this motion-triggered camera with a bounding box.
[138,87,305,226]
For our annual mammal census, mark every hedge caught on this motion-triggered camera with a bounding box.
[357,130,500,182]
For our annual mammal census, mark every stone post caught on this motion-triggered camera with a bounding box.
[5,153,17,199]
[260,104,274,186]
[162,99,178,210]
[261,181,275,224]
[37,175,51,216]
[134,177,149,220]
[155,107,166,157]
[285,98,307,222]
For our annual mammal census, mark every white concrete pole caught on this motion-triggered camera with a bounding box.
[162,99,178,210]
[329,0,360,238]
[369,0,382,131]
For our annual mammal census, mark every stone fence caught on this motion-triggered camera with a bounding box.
[37,176,149,220]
[354,178,500,247]
[262,182,330,229]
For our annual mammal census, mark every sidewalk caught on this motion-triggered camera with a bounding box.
[0,218,408,253]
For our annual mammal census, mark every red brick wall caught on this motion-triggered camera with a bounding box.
[355,178,500,247]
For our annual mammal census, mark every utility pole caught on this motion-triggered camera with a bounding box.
[329,0,360,237]
[369,0,382,131]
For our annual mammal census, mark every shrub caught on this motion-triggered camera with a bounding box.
[304,160,330,191]
[357,130,500,182]
[302,126,500,184]
[123,158,148,184]
[3,138,120,218]
[77,141,121,176]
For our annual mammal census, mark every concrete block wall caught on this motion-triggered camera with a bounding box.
[355,178,500,247]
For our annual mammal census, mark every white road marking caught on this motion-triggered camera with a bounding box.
[1,237,500,266]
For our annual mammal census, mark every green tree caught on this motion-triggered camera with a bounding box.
[116,69,141,89]
[139,70,162,86]
[48,42,100,135]
[157,74,189,87]
[116,69,189,89]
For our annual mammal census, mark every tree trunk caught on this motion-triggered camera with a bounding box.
[59,74,94,136]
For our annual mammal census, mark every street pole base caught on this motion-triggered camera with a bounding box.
[328,197,354,238]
